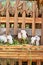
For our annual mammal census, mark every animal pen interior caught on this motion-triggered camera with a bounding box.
[0,0,43,65]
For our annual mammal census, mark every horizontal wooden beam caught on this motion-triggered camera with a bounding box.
[0,45,43,60]
[0,17,42,23]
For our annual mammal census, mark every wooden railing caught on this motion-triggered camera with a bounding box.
[0,45,43,59]
[0,45,42,65]
[0,17,42,23]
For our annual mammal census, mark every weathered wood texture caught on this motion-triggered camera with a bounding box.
[41,7,43,45]
[0,17,42,23]
[0,45,43,60]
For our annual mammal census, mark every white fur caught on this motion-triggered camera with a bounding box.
[0,35,7,43]
[18,30,27,39]
[21,30,27,39]
[31,37,36,45]
[7,35,13,44]
[18,32,21,39]
[35,35,40,46]
[31,35,40,46]
[0,35,13,44]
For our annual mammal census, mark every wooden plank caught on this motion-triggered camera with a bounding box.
[0,45,42,60]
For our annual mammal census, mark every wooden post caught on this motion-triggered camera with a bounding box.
[14,0,19,35]
[6,0,10,35]
[22,1,26,30]
[0,14,1,34]
[19,60,22,65]
[10,59,14,65]
[36,3,38,18]
[28,60,31,65]
[37,60,41,65]
[32,1,36,36]
[41,6,43,45]
[1,59,6,65]
[0,3,4,34]
[0,3,2,34]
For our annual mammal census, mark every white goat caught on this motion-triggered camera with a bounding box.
[31,35,40,46]
[35,35,40,46]
[21,30,27,39]
[0,34,13,44]
[31,37,36,45]
[18,32,21,39]
[7,35,13,44]
[18,30,27,39]
[0,35,7,43]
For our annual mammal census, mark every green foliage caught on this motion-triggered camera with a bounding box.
[10,1,15,7]
[13,39,20,45]
[2,1,6,6]
[0,40,4,43]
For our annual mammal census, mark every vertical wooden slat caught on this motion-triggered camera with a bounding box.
[32,1,36,36]
[36,2,38,18]
[14,0,19,35]
[6,0,10,35]
[10,59,14,65]
[28,60,32,65]
[0,15,1,34]
[22,1,26,30]
[1,59,6,65]
[19,60,22,65]
[0,2,2,34]
[37,60,41,65]
[41,6,43,45]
